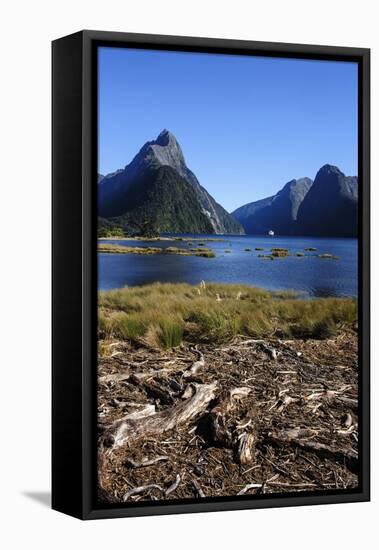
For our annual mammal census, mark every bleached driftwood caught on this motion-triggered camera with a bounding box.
[125,455,168,468]
[165,474,181,496]
[192,479,205,498]
[183,348,205,379]
[103,382,217,449]
[237,483,262,495]
[237,432,255,465]
[123,484,164,501]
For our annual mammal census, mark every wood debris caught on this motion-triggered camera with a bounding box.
[97,331,359,503]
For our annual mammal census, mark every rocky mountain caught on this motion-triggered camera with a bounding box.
[232,177,313,235]
[100,165,215,235]
[98,129,244,235]
[232,165,358,237]
[296,164,358,237]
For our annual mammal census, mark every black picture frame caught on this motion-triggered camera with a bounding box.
[52,30,370,520]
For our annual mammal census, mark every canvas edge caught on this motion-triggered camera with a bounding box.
[52,30,370,520]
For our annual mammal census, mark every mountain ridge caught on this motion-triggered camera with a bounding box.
[232,177,313,235]
[231,165,357,237]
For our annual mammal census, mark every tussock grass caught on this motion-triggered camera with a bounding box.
[98,282,357,349]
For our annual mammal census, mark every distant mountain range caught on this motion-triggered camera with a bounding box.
[232,165,358,237]
[98,129,244,235]
[98,129,358,238]
[232,178,313,236]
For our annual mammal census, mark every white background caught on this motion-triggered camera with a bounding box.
[1,1,376,548]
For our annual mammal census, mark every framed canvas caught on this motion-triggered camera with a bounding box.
[52,30,370,520]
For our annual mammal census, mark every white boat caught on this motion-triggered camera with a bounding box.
[268,230,274,236]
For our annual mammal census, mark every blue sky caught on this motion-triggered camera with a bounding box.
[98,47,358,212]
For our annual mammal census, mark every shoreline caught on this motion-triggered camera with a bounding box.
[98,236,227,242]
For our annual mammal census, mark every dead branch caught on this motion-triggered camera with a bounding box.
[192,479,205,498]
[125,455,168,468]
[123,484,164,501]
[237,483,262,495]
[165,474,181,496]
[237,432,255,465]
[267,429,358,473]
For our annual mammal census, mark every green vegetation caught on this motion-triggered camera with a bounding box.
[296,252,305,257]
[244,248,252,252]
[255,247,264,251]
[100,165,216,235]
[98,226,127,239]
[305,247,317,251]
[98,243,216,258]
[188,248,215,258]
[98,282,357,349]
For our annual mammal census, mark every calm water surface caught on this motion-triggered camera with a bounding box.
[98,235,357,298]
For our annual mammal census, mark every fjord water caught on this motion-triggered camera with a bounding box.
[98,235,357,298]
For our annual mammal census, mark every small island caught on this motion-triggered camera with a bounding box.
[98,243,216,258]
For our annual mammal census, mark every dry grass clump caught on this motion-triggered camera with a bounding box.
[271,248,289,258]
[98,282,357,349]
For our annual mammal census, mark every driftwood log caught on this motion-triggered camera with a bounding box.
[102,382,217,450]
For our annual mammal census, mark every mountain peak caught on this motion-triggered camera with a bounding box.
[317,164,344,177]
[154,129,177,146]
